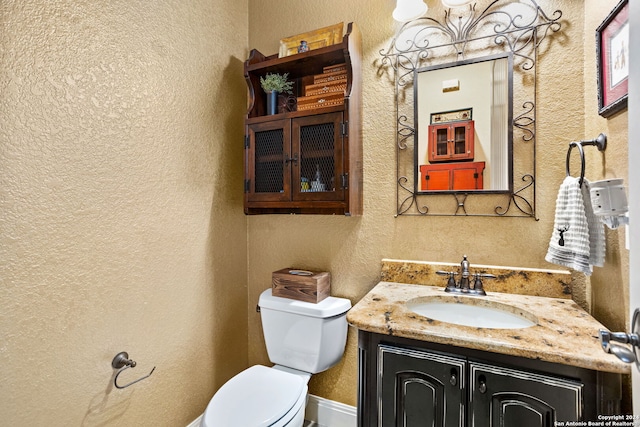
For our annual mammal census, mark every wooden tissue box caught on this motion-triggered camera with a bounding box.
[272,268,331,303]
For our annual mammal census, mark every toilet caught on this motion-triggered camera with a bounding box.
[201,288,352,427]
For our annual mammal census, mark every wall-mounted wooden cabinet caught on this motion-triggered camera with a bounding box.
[243,22,362,215]
[428,120,474,163]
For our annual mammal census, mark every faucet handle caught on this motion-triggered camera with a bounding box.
[436,270,459,292]
[436,270,458,277]
[470,273,496,296]
[471,274,486,296]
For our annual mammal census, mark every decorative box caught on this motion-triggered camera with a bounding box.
[305,80,347,96]
[323,63,347,74]
[278,22,344,58]
[296,92,345,111]
[272,268,331,303]
[313,70,348,85]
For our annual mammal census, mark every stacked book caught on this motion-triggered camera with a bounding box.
[297,63,347,111]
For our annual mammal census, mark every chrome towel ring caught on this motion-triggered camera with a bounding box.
[565,133,607,187]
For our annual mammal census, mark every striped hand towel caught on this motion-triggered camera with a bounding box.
[545,176,605,275]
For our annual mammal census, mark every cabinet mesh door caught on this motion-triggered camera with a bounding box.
[299,122,335,193]
[254,128,285,193]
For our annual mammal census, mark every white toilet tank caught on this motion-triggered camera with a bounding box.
[258,289,352,374]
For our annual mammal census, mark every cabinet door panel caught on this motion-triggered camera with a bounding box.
[469,362,583,427]
[396,371,445,426]
[450,121,474,161]
[453,125,468,155]
[293,112,345,201]
[491,393,553,427]
[247,120,291,202]
[435,128,449,156]
[421,168,450,191]
[451,165,483,190]
[379,345,465,427]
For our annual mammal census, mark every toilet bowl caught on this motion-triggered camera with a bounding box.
[201,288,351,427]
[201,365,308,426]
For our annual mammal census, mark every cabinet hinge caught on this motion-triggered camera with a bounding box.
[341,173,349,189]
[244,135,250,148]
[244,179,250,193]
[341,121,348,137]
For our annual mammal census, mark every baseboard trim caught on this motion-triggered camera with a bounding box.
[305,394,357,427]
[186,414,202,427]
[185,394,357,427]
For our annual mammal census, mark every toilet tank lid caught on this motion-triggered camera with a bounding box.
[259,289,352,318]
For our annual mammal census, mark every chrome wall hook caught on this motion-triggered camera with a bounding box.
[112,351,155,389]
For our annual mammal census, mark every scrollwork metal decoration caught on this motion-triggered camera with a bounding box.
[379,0,562,217]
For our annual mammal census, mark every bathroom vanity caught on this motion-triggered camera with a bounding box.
[347,269,630,427]
[359,333,612,426]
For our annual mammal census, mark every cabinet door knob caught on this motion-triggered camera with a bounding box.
[449,373,457,386]
[478,379,487,394]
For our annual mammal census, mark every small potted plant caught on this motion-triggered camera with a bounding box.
[260,72,294,115]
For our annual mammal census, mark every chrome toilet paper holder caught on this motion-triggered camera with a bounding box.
[112,351,155,389]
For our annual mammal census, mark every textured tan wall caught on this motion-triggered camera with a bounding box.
[247,0,629,407]
[584,0,630,333]
[0,0,248,425]
[0,0,629,422]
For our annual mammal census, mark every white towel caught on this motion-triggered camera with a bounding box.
[545,176,605,275]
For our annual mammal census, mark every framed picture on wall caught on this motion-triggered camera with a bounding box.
[596,0,629,118]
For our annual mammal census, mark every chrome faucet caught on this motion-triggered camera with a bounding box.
[436,255,495,296]
[459,255,471,290]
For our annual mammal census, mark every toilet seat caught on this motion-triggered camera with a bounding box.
[202,365,307,427]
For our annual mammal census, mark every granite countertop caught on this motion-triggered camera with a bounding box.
[347,281,630,374]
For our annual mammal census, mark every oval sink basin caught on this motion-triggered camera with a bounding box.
[406,296,538,329]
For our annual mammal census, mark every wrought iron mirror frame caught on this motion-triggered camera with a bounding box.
[380,0,563,217]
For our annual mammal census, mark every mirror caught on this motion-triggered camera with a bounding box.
[379,0,563,217]
[415,54,512,193]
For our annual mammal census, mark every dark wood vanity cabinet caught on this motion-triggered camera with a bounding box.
[243,22,362,215]
[358,332,621,427]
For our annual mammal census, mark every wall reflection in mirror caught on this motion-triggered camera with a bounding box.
[415,54,512,193]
